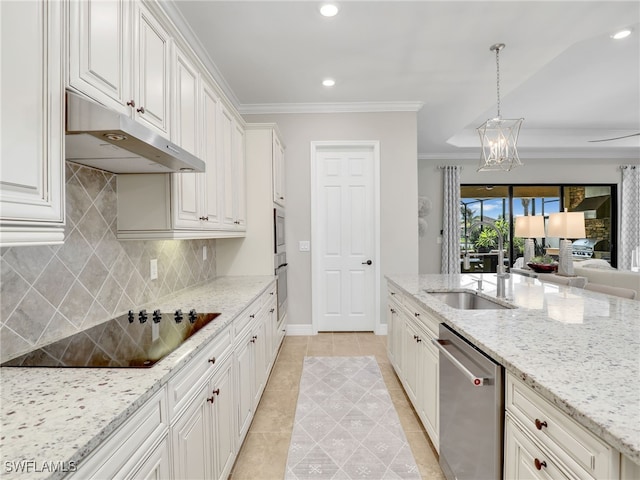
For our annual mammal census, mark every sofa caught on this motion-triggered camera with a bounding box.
[573,259,640,299]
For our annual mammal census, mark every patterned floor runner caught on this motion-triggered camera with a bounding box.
[285,356,421,479]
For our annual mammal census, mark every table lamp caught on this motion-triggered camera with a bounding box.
[514,215,545,269]
[547,209,585,276]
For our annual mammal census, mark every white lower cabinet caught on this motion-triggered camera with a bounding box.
[171,384,211,479]
[504,372,621,480]
[505,415,571,480]
[387,288,439,452]
[67,388,169,479]
[171,351,235,480]
[71,282,284,480]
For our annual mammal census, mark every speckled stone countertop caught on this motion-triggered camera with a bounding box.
[0,275,274,480]
[386,273,640,465]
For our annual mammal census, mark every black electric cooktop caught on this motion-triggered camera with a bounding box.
[1,310,220,368]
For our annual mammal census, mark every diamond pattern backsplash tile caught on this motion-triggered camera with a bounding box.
[0,162,217,363]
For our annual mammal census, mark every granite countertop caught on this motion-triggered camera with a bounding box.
[386,273,640,465]
[0,275,275,480]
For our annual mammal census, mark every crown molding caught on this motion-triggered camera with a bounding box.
[239,101,424,115]
[418,148,640,161]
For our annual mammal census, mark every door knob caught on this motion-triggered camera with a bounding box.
[362,260,372,265]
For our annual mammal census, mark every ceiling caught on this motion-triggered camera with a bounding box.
[169,1,640,160]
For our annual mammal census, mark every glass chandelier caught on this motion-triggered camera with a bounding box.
[477,43,524,172]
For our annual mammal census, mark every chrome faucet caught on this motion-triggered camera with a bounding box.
[464,221,510,298]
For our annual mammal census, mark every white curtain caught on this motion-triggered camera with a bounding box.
[619,165,640,270]
[441,166,461,274]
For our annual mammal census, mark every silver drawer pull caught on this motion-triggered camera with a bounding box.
[431,338,490,387]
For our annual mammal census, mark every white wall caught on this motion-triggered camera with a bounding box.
[418,157,624,273]
[243,112,418,328]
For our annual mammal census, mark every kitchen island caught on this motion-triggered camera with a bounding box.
[386,273,640,470]
[0,275,275,479]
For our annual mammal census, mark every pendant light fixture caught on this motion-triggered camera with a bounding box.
[477,43,524,172]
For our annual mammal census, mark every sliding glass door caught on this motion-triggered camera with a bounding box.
[460,184,616,272]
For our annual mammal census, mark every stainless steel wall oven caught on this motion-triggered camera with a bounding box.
[274,207,287,322]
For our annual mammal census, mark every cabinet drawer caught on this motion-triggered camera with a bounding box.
[388,284,403,302]
[72,388,168,479]
[234,296,264,339]
[506,373,617,479]
[402,295,440,337]
[168,326,232,420]
[505,415,572,480]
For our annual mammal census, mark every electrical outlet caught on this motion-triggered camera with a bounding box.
[150,259,158,280]
[203,245,207,261]
[299,240,310,252]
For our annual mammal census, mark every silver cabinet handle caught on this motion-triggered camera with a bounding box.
[431,338,489,387]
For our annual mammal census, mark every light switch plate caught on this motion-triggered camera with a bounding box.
[299,240,310,252]
[150,259,158,280]
[203,245,207,261]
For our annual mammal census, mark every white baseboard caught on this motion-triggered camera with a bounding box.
[285,324,315,336]
[285,324,388,336]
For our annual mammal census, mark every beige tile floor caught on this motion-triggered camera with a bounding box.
[229,332,446,480]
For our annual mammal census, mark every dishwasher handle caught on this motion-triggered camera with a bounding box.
[431,338,489,387]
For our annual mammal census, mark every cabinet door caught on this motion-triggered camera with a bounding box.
[210,355,236,480]
[67,0,131,114]
[386,301,398,367]
[171,384,212,480]
[402,318,420,403]
[219,106,236,229]
[232,121,247,229]
[0,0,65,246]
[235,331,255,444]
[505,416,571,480]
[127,435,171,480]
[134,2,170,137]
[273,133,285,206]
[419,337,439,451]
[171,47,201,229]
[252,317,268,410]
[172,46,199,156]
[201,80,221,229]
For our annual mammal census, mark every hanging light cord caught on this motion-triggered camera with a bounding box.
[495,46,501,118]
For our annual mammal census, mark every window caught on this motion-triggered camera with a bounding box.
[460,184,616,272]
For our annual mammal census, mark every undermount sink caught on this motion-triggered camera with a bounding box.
[425,291,514,310]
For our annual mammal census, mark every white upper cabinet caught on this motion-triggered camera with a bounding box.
[273,133,286,206]
[133,1,171,137]
[171,45,201,229]
[67,0,132,115]
[232,120,247,229]
[67,0,171,138]
[219,105,246,231]
[200,80,222,228]
[0,0,65,247]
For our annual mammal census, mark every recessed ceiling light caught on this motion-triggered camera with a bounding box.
[320,3,339,17]
[611,28,632,40]
[322,78,336,87]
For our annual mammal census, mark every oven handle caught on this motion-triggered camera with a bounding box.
[431,338,489,387]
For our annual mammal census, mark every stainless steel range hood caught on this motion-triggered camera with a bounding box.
[65,92,205,174]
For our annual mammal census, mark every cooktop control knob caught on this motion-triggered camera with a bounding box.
[139,309,148,324]
[128,310,135,323]
[188,309,197,324]
[152,309,161,323]
[174,309,183,324]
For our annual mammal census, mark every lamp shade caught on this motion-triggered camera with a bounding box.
[514,215,545,238]
[547,210,585,239]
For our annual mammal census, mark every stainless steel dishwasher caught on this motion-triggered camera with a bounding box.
[432,323,504,480]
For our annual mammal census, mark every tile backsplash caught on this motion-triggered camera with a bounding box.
[0,162,217,363]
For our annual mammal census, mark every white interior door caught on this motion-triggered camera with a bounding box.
[312,143,379,332]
